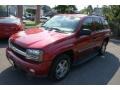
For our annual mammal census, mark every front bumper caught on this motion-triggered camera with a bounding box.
[6,48,52,77]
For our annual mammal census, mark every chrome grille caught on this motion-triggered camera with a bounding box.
[9,41,26,57]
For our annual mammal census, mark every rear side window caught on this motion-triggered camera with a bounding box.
[101,18,109,29]
[81,17,93,30]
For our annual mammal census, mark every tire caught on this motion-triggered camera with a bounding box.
[99,41,108,55]
[48,54,71,81]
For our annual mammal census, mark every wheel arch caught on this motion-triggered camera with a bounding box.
[104,37,110,44]
[53,49,74,64]
[48,49,74,80]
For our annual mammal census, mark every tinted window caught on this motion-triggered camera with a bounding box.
[92,17,103,31]
[81,17,93,31]
[101,18,109,29]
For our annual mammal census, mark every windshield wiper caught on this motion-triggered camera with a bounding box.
[41,25,51,30]
[41,26,66,33]
[49,27,66,33]
[49,27,60,31]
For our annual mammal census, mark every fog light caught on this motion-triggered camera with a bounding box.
[29,68,35,73]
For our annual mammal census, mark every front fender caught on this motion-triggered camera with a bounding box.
[45,43,74,62]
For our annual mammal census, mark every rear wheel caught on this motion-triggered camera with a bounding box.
[99,41,108,55]
[49,54,71,81]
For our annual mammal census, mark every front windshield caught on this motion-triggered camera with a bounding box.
[42,15,80,33]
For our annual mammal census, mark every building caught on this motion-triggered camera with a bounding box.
[23,5,55,17]
[0,5,55,17]
[8,5,17,16]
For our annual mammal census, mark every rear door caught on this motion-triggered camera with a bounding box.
[91,17,105,51]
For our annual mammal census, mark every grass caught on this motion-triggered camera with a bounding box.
[23,20,41,29]
[25,21,37,26]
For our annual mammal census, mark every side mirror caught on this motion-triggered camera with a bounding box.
[80,29,92,36]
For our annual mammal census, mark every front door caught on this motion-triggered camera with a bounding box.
[74,17,95,63]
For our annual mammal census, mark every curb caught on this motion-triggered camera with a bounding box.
[110,39,120,43]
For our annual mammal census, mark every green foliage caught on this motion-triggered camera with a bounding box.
[102,5,120,36]
[26,9,36,15]
[80,7,88,14]
[0,5,8,17]
[87,5,93,15]
[54,5,77,13]
[0,5,6,11]
[80,5,93,15]
[0,5,4,9]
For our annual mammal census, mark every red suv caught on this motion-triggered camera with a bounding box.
[0,16,23,39]
[6,14,111,81]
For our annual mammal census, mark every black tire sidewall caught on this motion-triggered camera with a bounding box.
[49,54,71,81]
[99,41,107,55]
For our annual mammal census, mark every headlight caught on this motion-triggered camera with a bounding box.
[26,49,43,62]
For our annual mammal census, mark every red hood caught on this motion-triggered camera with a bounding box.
[11,28,72,48]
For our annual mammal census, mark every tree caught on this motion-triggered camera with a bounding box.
[80,7,88,14]
[102,5,120,36]
[35,5,40,24]
[67,5,77,13]
[102,5,112,20]
[54,5,77,13]
[87,5,93,15]
[80,5,93,15]
[26,9,36,15]
[0,5,4,9]
[17,5,23,20]
[0,5,8,17]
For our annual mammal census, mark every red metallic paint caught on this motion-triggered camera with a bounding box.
[0,18,23,39]
[6,14,111,76]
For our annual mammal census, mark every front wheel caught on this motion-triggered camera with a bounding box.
[48,54,71,81]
